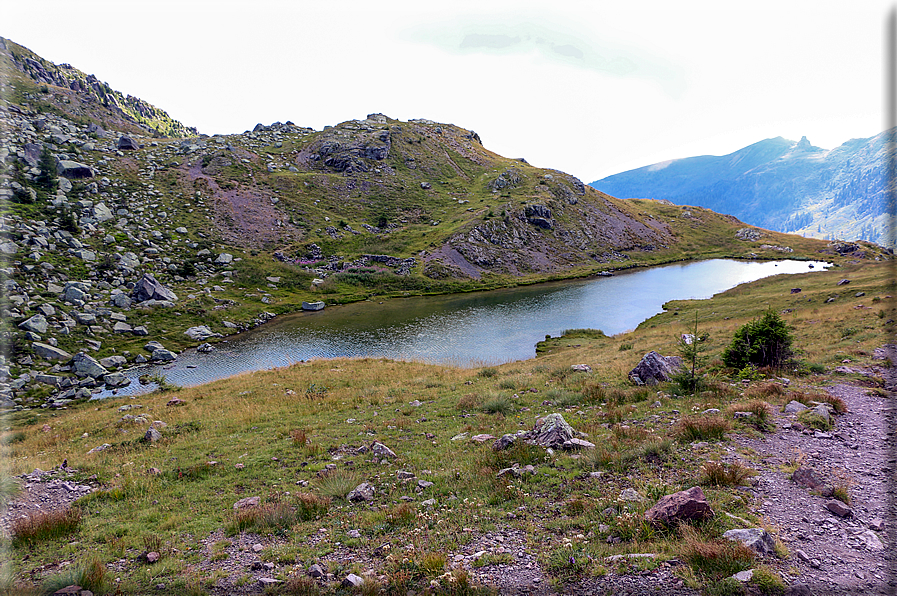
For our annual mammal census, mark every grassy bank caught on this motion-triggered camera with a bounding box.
[2,259,894,595]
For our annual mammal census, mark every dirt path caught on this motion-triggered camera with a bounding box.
[732,368,895,595]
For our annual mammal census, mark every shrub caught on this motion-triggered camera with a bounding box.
[11,507,81,545]
[722,311,794,369]
[674,415,732,442]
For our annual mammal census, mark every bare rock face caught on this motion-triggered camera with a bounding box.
[132,273,178,303]
[645,486,714,525]
[628,351,683,385]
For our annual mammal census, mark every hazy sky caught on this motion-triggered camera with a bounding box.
[3,0,892,180]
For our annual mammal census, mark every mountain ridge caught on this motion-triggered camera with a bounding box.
[590,132,895,247]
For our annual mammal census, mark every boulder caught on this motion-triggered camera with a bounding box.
[645,486,714,525]
[104,373,130,387]
[118,136,140,150]
[791,467,831,495]
[215,253,233,264]
[342,574,365,588]
[71,352,109,378]
[143,427,162,443]
[19,314,48,334]
[111,293,132,309]
[132,273,178,303]
[784,400,808,414]
[347,483,375,502]
[628,351,683,385]
[825,500,852,518]
[63,282,90,303]
[371,442,397,459]
[524,413,574,449]
[151,349,177,362]
[184,326,221,341]
[99,355,127,369]
[233,496,260,510]
[92,202,114,222]
[722,528,776,554]
[56,160,94,179]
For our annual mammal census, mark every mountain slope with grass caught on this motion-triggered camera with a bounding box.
[590,132,897,247]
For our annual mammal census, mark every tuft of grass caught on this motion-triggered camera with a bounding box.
[674,415,732,442]
[796,410,831,431]
[42,558,112,596]
[295,492,331,520]
[290,428,308,446]
[314,469,362,499]
[728,399,773,431]
[477,367,498,378]
[700,460,756,486]
[11,507,81,546]
[229,501,298,535]
[281,574,321,595]
[679,526,755,581]
[752,565,786,595]
[479,394,514,415]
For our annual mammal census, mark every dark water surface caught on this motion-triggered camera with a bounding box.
[98,259,829,397]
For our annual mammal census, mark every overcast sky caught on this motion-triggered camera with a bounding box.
[3,1,893,181]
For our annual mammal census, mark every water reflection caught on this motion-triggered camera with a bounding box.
[98,259,829,397]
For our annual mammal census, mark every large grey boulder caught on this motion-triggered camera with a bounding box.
[119,252,140,269]
[150,349,177,362]
[32,342,72,361]
[184,326,221,341]
[71,352,109,378]
[118,136,140,150]
[132,273,178,303]
[56,160,94,179]
[723,528,776,554]
[629,351,683,385]
[62,281,90,303]
[19,314,48,334]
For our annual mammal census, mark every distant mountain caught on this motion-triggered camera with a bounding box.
[591,132,896,247]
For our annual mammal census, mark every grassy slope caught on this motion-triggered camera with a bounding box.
[3,259,893,595]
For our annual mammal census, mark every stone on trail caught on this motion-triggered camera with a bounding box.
[628,351,682,385]
[825,500,852,518]
[784,400,808,414]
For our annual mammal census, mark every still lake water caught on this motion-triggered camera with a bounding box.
[99,259,829,397]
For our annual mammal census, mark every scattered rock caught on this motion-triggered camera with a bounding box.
[722,528,776,554]
[233,496,260,510]
[825,500,852,518]
[645,486,714,525]
[347,483,375,502]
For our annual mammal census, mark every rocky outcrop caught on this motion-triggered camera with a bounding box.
[628,351,683,385]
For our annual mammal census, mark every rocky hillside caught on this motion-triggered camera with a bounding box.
[590,132,896,247]
[2,37,885,415]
